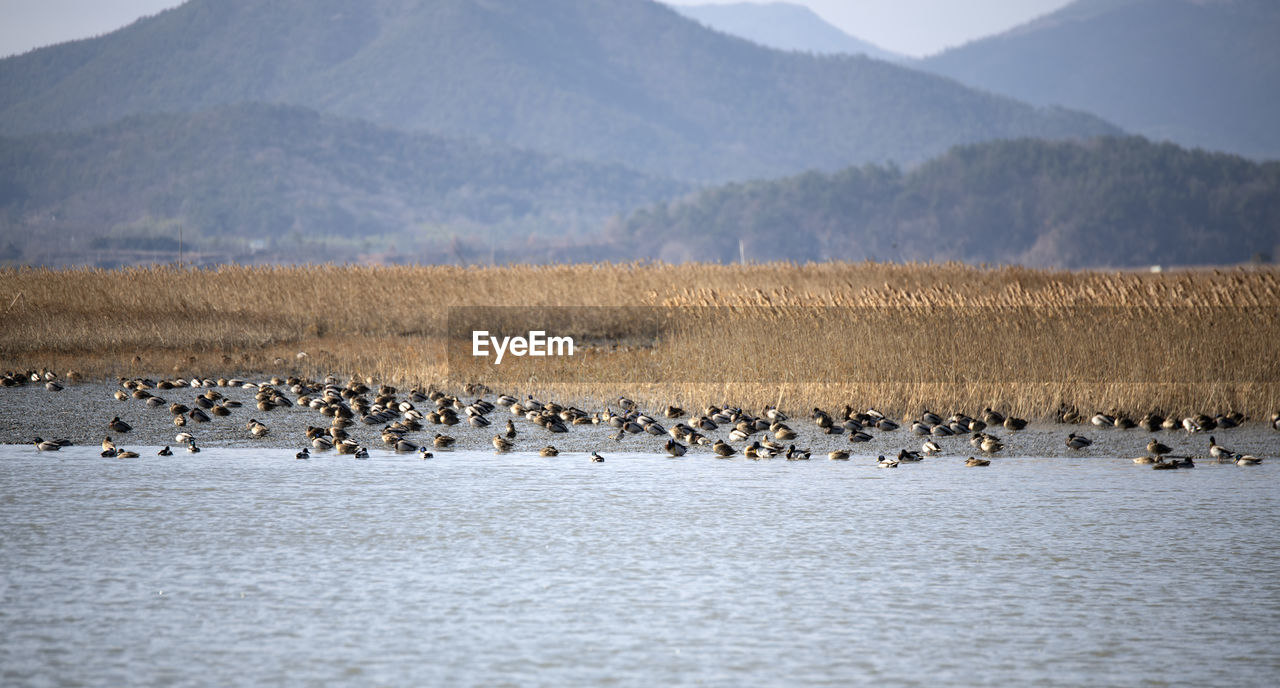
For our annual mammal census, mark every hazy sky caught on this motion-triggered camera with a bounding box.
[0,0,1076,59]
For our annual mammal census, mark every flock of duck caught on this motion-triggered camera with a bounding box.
[11,368,1276,469]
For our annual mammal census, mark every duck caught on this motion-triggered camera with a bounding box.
[922,440,942,455]
[246,419,269,438]
[418,446,432,459]
[965,456,990,467]
[849,430,873,443]
[876,418,900,431]
[1066,433,1092,450]
[33,437,62,451]
[311,436,333,451]
[590,451,605,463]
[186,440,200,453]
[1003,416,1027,431]
[1152,459,1178,470]
[1235,455,1263,466]
[1147,439,1172,458]
[980,435,1004,454]
[1172,456,1195,468]
[394,439,417,453]
[539,446,559,457]
[786,445,810,461]
[897,449,923,462]
[1138,413,1164,432]
[157,446,173,456]
[827,450,850,461]
[354,446,370,460]
[982,408,1005,425]
[1091,413,1114,427]
[712,440,736,457]
[1132,456,1157,464]
[877,455,899,468]
[911,421,932,436]
[433,433,456,448]
[504,419,517,439]
[664,439,686,457]
[108,416,132,433]
[1207,436,1232,462]
[102,436,117,452]
[116,449,140,459]
[100,447,118,458]
[492,435,514,452]
[295,448,310,460]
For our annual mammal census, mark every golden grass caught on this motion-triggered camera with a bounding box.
[2,262,1277,418]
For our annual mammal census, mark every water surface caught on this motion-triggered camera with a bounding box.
[2,447,1277,686]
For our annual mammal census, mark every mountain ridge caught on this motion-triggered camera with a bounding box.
[920,0,1280,159]
[0,0,1119,181]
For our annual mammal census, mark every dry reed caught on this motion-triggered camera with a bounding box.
[1,263,1277,419]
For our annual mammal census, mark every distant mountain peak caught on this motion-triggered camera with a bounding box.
[669,2,905,62]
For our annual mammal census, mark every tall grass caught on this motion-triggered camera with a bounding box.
[1,263,1276,418]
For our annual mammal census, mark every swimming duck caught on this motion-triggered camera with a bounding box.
[1152,459,1178,470]
[877,455,899,468]
[1172,456,1195,468]
[1132,456,1157,464]
[186,440,200,453]
[354,446,370,460]
[965,456,990,467]
[116,449,139,459]
[786,445,810,460]
[539,446,559,457]
[590,451,605,463]
[1235,455,1262,466]
[664,439,686,457]
[415,446,431,459]
[827,450,850,461]
[897,449,923,462]
[100,447,117,458]
[295,448,310,460]
[33,437,62,451]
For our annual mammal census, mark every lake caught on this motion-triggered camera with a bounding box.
[2,446,1277,686]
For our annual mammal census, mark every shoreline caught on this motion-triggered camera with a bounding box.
[3,378,1274,461]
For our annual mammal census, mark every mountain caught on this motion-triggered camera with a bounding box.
[0,0,1117,182]
[671,2,904,62]
[0,103,687,267]
[920,0,1280,160]
[618,137,1280,268]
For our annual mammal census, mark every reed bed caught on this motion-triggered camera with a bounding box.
[2,263,1277,419]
